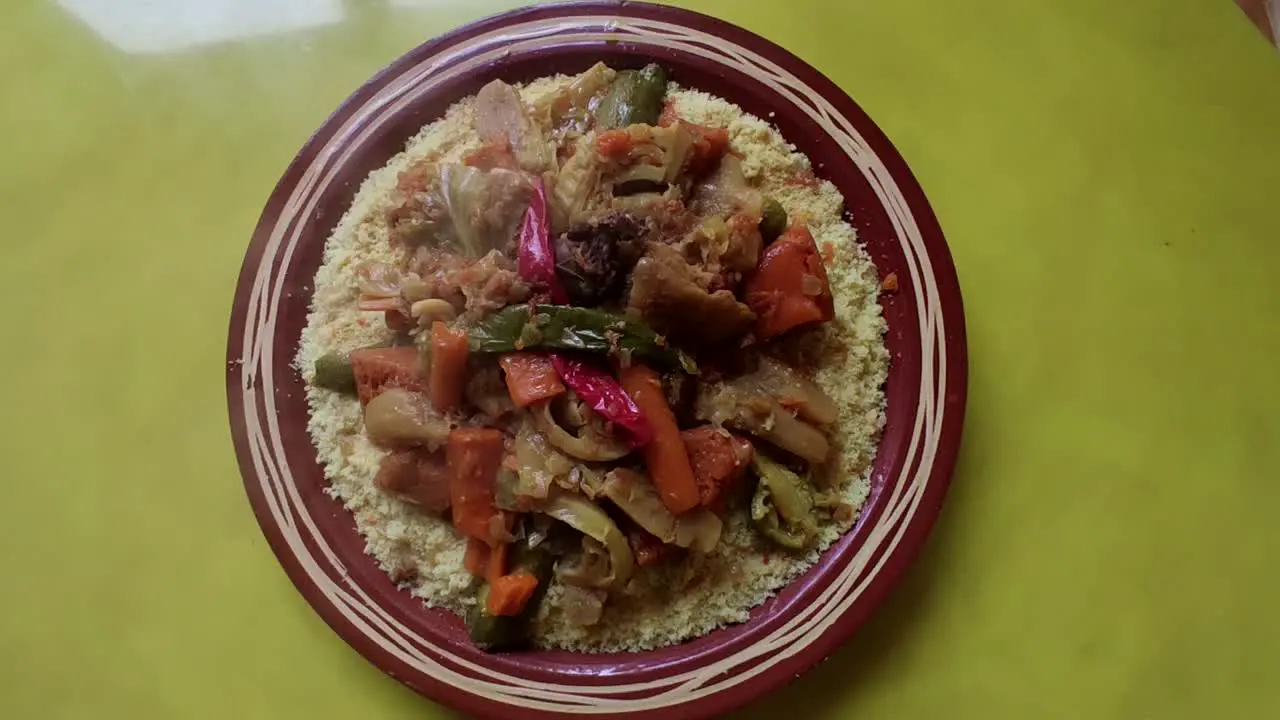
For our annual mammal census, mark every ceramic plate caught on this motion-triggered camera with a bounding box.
[226,2,967,718]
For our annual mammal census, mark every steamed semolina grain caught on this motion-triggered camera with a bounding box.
[296,78,888,652]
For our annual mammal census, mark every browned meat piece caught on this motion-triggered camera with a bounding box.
[454,250,530,320]
[681,426,753,507]
[554,212,649,306]
[407,248,529,322]
[627,527,676,567]
[626,244,755,348]
[374,450,452,513]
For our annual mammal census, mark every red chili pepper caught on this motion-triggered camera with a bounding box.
[551,354,653,447]
[517,178,569,304]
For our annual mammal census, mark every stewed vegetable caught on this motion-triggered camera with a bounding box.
[596,64,668,129]
[313,351,358,394]
[750,452,818,550]
[468,304,697,373]
[466,540,555,650]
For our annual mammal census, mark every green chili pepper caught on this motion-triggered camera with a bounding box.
[596,64,669,129]
[468,304,697,373]
[750,451,818,550]
[311,338,397,394]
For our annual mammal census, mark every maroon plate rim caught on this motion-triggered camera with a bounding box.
[225,3,967,719]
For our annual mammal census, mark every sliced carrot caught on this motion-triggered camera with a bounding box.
[743,225,835,340]
[486,542,509,584]
[486,572,540,617]
[446,427,506,543]
[350,346,426,406]
[428,321,470,412]
[464,538,490,579]
[499,352,566,408]
[464,140,519,171]
[619,363,700,514]
[596,129,634,158]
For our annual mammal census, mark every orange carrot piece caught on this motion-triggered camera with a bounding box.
[499,353,566,408]
[743,225,835,340]
[619,364,700,514]
[428,321,470,412]
[487,542,509,584]
[446,427,505,543]
[350,346,425,406]
[464,538,490,579]
[463,140,520,171]
[596,129,634,158]
[486,572,540,617]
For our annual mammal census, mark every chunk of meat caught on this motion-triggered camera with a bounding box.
[457,250,531,321]
[627,527,676,568]
[681,426,754,507]
[407,248,529,322]
[554,212,649,306]
[351,347,426,406]
[627,244,755,348]
[405,247,469,309]
[374,450,452,513]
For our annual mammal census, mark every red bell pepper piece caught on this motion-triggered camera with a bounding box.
[551,354,653,447]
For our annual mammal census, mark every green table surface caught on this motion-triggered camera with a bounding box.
[4,0,1280,717]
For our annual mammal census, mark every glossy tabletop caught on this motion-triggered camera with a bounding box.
[3,1,1280,718]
